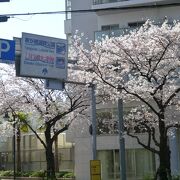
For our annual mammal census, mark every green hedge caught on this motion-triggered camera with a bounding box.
[30,170,45,177]
[0,170,14,177]
[0,170,44,177]
[0,170,74,178]
[56,171,75,178]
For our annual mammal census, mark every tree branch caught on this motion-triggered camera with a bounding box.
[164,87,180,109]
[152,127,160,147]
[127,132,159,155]
[23,120,47,149]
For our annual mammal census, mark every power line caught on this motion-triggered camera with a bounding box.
[1,2,180,18]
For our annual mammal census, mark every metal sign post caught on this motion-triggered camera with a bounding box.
[90,83,97,160]
[118,98,126,180]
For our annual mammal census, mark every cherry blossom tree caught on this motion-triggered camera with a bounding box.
[19,78,90,179]
[70,21,180,180]
[0,64,28,172]
[0,65,92,179]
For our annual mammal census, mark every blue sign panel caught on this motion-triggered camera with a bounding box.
[0,39,15,62]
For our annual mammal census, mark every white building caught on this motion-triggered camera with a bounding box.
[64,1,180,180]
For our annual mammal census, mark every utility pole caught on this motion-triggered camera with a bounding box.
[118,98,126,180]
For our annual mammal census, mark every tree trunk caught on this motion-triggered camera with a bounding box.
[45,127,56,179]
[156,118,171,180]
[46,146,56,179]
[54,136,59,172]
[16,127,21,172]
[157,145,171,180]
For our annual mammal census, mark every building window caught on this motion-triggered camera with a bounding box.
[128,21,145,28]
[126,149,156,178]
[95,24,121,41]
[96,108,118,135]
[93,0,127,5]
[97,149,155,180]
[101,24,119,31]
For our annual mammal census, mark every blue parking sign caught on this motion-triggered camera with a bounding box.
[0,39,15,62]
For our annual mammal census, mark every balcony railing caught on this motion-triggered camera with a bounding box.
[93,0,129,5]
[95,27,134,41]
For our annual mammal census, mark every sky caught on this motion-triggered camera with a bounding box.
[0,0,66,40]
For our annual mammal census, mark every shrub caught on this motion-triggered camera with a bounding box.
[143,174,154,180]
[0,170,14,177]
[63,172,75,178]
[173,175,180,180]
[0,170,46,177]
[56,171,70,178]
[15,171,24,177]
[30,170,45,177]
[21,171,32,177]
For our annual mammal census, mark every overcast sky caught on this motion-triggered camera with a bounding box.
[0,0,66,40]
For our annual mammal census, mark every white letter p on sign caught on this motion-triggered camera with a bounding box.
[0,40,10,58]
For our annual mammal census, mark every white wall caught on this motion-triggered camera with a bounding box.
[97,6,180,30]
[74,137,92,180]
[71,0,98,43]
[73,134,158,180]
[92,0,180,10]
[70,2,180,41]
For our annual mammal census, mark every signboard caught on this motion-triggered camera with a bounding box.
[45,79,65,90]
[0,38,15,63]
[90,160,101,180]
[19,33,67,80]
[13,37,21,55]
[0,0,10,2]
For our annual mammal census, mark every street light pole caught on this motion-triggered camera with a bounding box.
[64,80,97,160]
[12,115,16,180]
[63,80,97,160]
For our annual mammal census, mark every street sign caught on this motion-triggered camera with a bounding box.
[45,79,65,90]
[0,16,8,22]
[0,0,10,2]
[19,33,67,80]
[90,160,101,180]
[0,38,15,63]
